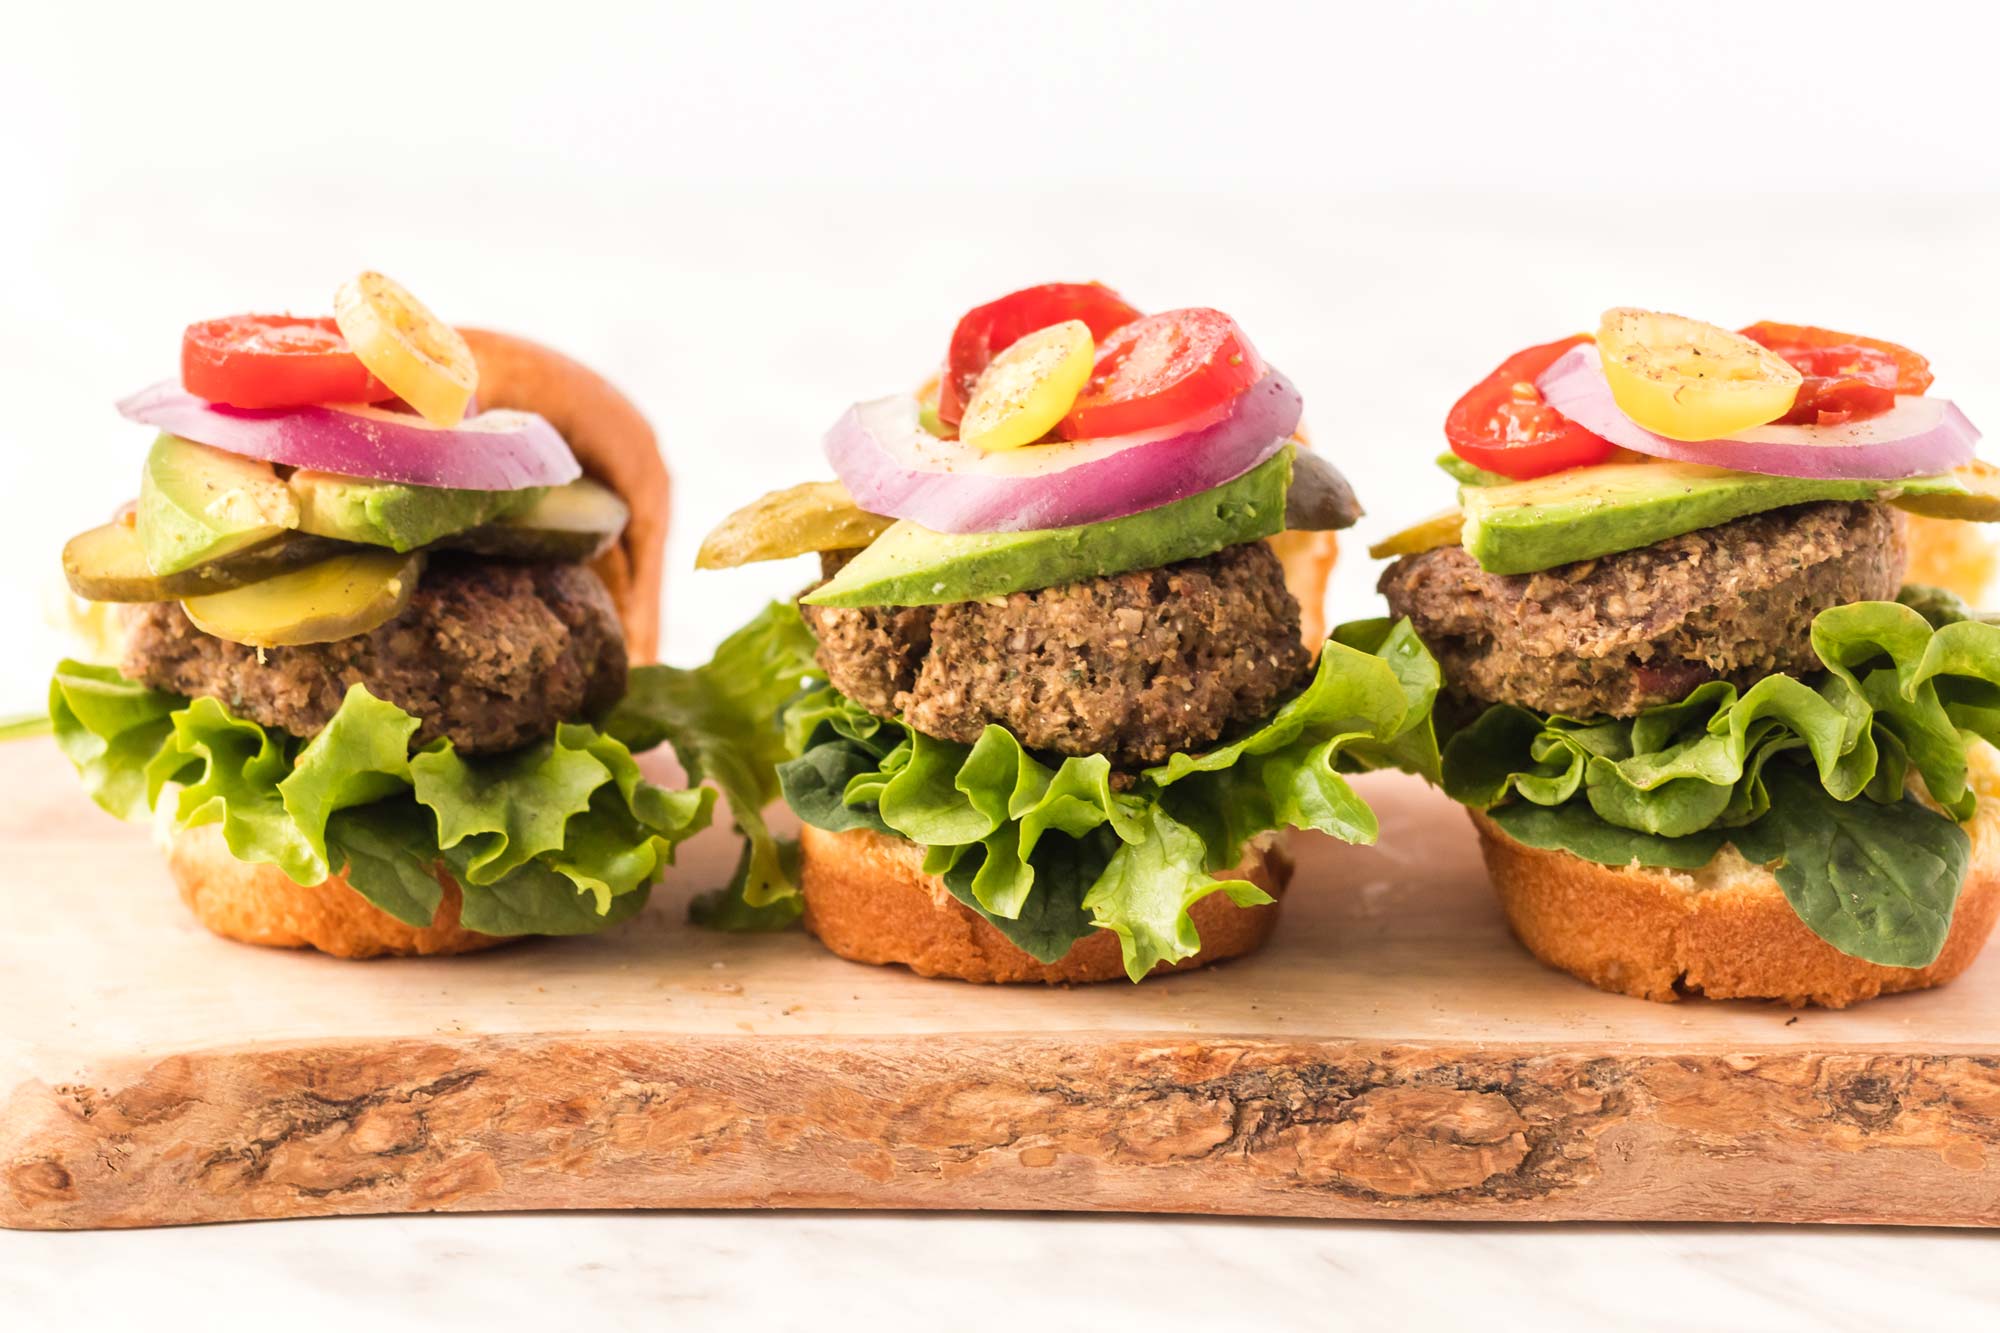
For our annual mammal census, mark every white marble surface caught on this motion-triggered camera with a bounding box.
[6,2,2000,1327]
[7,1214,2000,1331]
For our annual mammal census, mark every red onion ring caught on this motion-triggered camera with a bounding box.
[117,382,581,491]
[826,370,1303,534]
[1538,346,1978,481]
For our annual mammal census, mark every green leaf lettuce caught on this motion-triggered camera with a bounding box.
[49,660,711,937]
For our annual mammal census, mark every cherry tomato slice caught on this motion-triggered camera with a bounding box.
[1775,376,1897,427]
[181,315,396,410]
[1739,321,1934,395]
[1444,335,1615,480]
[1056,308,1265,440]
[938,282,1141,427]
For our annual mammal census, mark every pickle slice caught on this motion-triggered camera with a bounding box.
[696,480,893,570]
[440,478,630,562]
[1368,509,1465,561]
[182,550,423,648]
[63,521,347,603]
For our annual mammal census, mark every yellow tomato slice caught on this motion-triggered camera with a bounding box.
[1597,307,1802,442]
[333,272,478,427]
[959,320,1095,452]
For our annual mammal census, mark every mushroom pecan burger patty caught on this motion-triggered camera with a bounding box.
[1378,500,1907,719]
[802,541,1311,769]
[122,557,628,754]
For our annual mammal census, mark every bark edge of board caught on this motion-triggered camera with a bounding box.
[7,1033,2000,1229]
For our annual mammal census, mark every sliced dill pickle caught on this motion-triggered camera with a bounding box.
[182,550,422,648]
[1367,509,1465,561]
[63,521,347,603]
[696,480,893,569]
[440,478,630,562]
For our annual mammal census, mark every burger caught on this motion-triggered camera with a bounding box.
[47,272,710,957]
[692,282,1439,983]
[1373,307,2000,1005]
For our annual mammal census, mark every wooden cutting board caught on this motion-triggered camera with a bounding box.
[5,734,1999,1230]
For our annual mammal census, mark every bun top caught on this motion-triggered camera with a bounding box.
[459,328,669,663]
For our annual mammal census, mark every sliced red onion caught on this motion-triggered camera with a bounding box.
[117,382,581,491]
[826,371,1303,533]
[1538,346,1979,481]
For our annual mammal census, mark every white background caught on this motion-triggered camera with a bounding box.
[5,2,1999,1329]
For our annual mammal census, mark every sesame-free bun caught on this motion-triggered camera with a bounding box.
[1470,747,2000,1006]
[796,823,1291,983]
[166,823,502,958]
[162,334,667,957]
[460,328,670,663]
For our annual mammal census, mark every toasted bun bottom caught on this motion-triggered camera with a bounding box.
[1470,794,2000,1006]
[165,822,505,959]
[797,823,1290,983]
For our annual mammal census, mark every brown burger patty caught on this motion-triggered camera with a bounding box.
[123,558,628,754]
[1378,500,1907,718]
[802,541,1310,769]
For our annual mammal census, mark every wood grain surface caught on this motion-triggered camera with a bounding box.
[5,738,1999,1230]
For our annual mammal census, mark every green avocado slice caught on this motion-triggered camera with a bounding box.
[803,449,1292,609]
[290,471,542,553]
[137,434,301,575]
[1460,460,1990,575]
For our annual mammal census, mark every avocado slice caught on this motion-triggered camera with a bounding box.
[805,449,1292,609]
[1460,460,1991,575]
[137,434,300,575]
[290,470,540,553]
[440,478,631,563]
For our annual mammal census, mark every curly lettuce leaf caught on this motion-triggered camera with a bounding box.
[604,600,819,927]
[777,620,1438,979]
[1444,602,2000,834]
[48,661,709,936]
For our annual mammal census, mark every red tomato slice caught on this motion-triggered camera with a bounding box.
[1445,335,1615,480]
[1774,375,1897,427]
[182,315,397,409]
[1739,321,1934,395]
[1056,308,1265,441]
[938,282,1141,427]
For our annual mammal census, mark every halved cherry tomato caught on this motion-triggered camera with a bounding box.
[1056,308,1264,440]
[1444,335,1615,480]
[1739,321,1933,394]
[1740,321,1931,427]
[938,282,1141,427]
[181,315,396,410]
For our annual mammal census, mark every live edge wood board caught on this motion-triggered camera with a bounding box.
[5,736,2000,1230]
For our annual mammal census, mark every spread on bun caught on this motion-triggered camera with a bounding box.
[48,273,709,956]
[1373,309,2000,1005]
[692,282,1431,983]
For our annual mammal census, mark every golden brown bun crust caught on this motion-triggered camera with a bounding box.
[460,327,670,664]
[797,823,1290,983]
[1267,530,1339,649]
[165,823,504,959]
[1904,512,1998,607]
[1470,797,2000,1007]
